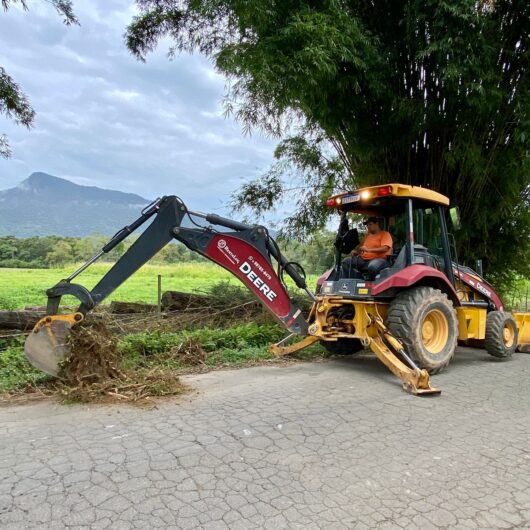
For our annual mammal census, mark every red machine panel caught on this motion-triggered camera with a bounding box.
[205,234,291,318]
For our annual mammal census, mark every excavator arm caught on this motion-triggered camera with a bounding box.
[24,195,310,375]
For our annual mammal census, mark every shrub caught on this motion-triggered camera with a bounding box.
[0,341,51,391]
[118,322,286,359]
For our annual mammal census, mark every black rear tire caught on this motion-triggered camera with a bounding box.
[322,339,364,356]
[386,286,458,374]
[484,311,517,358]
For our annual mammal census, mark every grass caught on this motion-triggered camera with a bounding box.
[0,322,328,397]
[121,323,328,369]
[0,262,318,310]
[0,339,52,392]
[119,323,286,360]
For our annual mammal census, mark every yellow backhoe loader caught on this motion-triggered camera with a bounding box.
[24,185,530,395]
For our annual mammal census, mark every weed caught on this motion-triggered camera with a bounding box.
[118,322,286,361]
[0,342,52,391]
[205,346,272,366]
[119,329,181,357]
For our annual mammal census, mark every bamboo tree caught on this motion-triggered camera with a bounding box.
[126,0,530,288]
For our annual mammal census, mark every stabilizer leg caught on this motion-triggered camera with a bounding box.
[369,337,440,395]
[369,318,440,396]
[270,334,319,356]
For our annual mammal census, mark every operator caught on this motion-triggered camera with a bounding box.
[341,216,392,279]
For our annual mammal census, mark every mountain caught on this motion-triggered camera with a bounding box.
[0,172,150,237]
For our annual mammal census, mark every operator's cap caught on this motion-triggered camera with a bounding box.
[363,216,379,225]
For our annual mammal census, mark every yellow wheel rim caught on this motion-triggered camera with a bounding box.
[421,309,449,355]
[502,324,515,348]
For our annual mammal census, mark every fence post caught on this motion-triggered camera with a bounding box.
[157,274,162,316]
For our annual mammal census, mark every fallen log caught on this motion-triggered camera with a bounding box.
[0,310,45,330]
[161,291,210,311]
[0,310,103,331]
[109,301,157,314]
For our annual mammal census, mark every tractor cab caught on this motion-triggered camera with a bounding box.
[320,184,456,298]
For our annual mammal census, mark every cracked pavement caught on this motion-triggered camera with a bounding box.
[1,347,530,529]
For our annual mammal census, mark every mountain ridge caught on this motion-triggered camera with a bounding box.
[0,172,150,237]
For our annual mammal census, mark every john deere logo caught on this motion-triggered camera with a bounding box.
[217,239,227,249]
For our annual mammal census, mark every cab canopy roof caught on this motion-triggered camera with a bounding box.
[327,183,450,215]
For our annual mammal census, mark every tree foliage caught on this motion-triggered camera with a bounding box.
[0,233,333,274]
[0,235,209,269]
[125,1,529,286]
[0,0,78,158]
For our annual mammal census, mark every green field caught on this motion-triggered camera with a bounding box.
[0,263,318,310]
[0,263,235,310]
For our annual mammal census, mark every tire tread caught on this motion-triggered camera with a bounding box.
[386,287,458,374]
[484,311,517,358]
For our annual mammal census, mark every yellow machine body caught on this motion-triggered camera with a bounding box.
[271,295,530,395]
[454,277,530,351]
[271,296,440,396]
[456,306,487,341]
[307,297,388,341]
[513,312,530,352]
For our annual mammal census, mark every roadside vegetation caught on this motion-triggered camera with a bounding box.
[0,233,328,404]
[0,318,327,404]
[0,280,327,404]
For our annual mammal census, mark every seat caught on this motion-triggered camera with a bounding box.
[374,245,408,281]
[387,241,404,267]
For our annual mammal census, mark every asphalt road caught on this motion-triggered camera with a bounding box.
[1,347,529,529]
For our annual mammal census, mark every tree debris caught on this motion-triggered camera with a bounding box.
[51,322,188,405]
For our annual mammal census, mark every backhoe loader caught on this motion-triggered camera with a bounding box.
[24,184,530,396]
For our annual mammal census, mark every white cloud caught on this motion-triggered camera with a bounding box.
[104,89,142,102]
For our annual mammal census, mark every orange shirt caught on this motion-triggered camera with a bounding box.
[361,230,393,260]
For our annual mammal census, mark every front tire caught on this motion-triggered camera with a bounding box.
[386,287,458,374]
[484,311,517,358]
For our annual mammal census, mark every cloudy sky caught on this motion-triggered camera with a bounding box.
[0,0,276,213]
